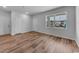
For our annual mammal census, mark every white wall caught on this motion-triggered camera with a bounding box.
[11,11,32,35]
[33,6,76,40]
[0,10,11,35]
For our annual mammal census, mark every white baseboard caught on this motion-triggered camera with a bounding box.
[11,33,16,35]
[11,30,32,36]
[34,30,74,40]
[75,40,79,47]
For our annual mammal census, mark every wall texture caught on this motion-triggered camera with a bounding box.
[33,6,76,40]
[11,11,32,35]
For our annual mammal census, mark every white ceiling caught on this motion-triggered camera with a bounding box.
[0,6,61,15]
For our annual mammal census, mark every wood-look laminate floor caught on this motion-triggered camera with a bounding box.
[0,31,79,53]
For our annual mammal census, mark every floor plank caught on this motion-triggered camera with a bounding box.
[0,31,79,53]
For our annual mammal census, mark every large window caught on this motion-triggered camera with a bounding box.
[46,12,67,28]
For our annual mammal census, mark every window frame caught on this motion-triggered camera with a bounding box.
[45,11,68,29]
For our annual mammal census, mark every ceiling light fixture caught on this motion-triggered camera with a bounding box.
[25,12,29,14]
[2,6,7,8]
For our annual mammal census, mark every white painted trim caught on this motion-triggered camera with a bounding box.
[75,40,79,47]
[34,30,74,40]
[11,32,17,35]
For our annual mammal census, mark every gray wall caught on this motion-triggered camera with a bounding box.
[11,11,32,35]
[76,6,79,46]
[33,6,76,40]
[0,9,11,35]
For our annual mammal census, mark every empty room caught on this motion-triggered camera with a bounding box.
[0,6,79,53]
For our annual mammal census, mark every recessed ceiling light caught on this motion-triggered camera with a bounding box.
[2,6,7,8]
[25,12,29,14]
